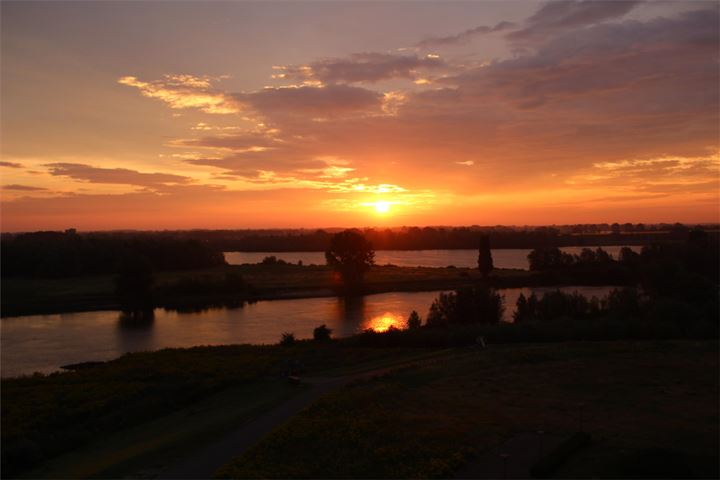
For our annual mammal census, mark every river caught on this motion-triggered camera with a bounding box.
[2,285,618,377]
[224,245,639,269]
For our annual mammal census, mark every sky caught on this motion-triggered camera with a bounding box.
[1,0,718,231]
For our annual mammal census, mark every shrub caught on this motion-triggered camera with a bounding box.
[280,332,296,346]
[313,324,332,341]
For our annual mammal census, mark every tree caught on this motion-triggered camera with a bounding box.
[325,229,375,292]
[313,324,332,341]
[280,332,296,346]
[514,293,529,323]
[527,247,574,271]
[477,235,494,278]
[407,310,422,329]
[114,255,154,317]
[426,286,503,325]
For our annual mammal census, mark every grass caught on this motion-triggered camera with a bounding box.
[217,340,719,479]
[2,262,628,317]
[1,264,523,317]
[1,341,442,478]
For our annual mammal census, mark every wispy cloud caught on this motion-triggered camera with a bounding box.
[508,0,644,43]
[45,163,192,190]
[416,21,515,48]
[0,161,24,169]
[274,52,446,84]
[118,74,239,114]
[2,184,47,191]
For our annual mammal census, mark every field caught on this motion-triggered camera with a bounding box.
[1,264,526,317]
[218,340,719,479]
[1,261,634,317]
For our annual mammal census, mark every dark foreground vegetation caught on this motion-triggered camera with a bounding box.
[3,340,716,479]
[1,343,434,478]
[217,341,718,479]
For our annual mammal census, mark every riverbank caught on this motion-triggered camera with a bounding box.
[4,340,717,479]
[1,264,633,317]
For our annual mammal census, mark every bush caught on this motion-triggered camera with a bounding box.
[313,324,332,341]
[280,332,296,346]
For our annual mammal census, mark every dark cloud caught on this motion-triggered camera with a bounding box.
[508,0,644,43]
[444,8,719,114]
[277,53,445,83]
[0,161,24,168]
[3,184,47,191]
[177,132,278,151]
[237,84,383,118]
[45,163,192,188]
[416,21,516,48]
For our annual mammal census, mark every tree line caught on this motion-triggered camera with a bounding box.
[1,231,225,278]
[195,225,704,251]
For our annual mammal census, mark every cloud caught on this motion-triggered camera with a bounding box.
[238,84,383,119]
[507,0,644,43]
[274,52,446,84]
[118,74,239,114]
[0,161,24,168]
[415,1,642,49]
[2,184,47,191]
[416,21,515,48]
[45,163,192,189]
[442,8,719,113]
[112,6,718,223]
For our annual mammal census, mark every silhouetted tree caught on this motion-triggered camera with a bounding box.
[313,324,332,341]
[114,256,154,317]
[280,332,296,346]
[325,229,375,292]
[407,310,422,329]
[477,235,494,278]
[618,247,640,266]
[514,293,530,323]
[527,247,574,270]
[426,286,503,325]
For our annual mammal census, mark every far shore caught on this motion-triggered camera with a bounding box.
[1,263,633,318]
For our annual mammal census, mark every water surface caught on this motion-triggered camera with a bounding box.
[2,285,618,377]
[225,246,639,270]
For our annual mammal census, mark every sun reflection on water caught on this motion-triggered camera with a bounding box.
[365,312,405,332]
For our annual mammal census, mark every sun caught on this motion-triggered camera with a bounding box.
[374,200,391,214]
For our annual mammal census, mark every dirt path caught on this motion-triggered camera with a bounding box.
[158,356,450,479]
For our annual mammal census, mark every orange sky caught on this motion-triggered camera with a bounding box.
[1,1,718,231]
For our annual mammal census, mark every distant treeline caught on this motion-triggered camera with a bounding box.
[1,231,225,278]
[207,225,712,252]
[2,224,714,254]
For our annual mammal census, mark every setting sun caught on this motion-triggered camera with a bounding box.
[374,201,391,214]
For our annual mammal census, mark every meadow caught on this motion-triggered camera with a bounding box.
[1,262,633,317]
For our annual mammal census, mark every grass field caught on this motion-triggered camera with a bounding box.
[218,340,719,479]
[1,264,532,317]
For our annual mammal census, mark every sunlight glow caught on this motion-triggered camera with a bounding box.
[374,200,391,214]
[366,313,404,332]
